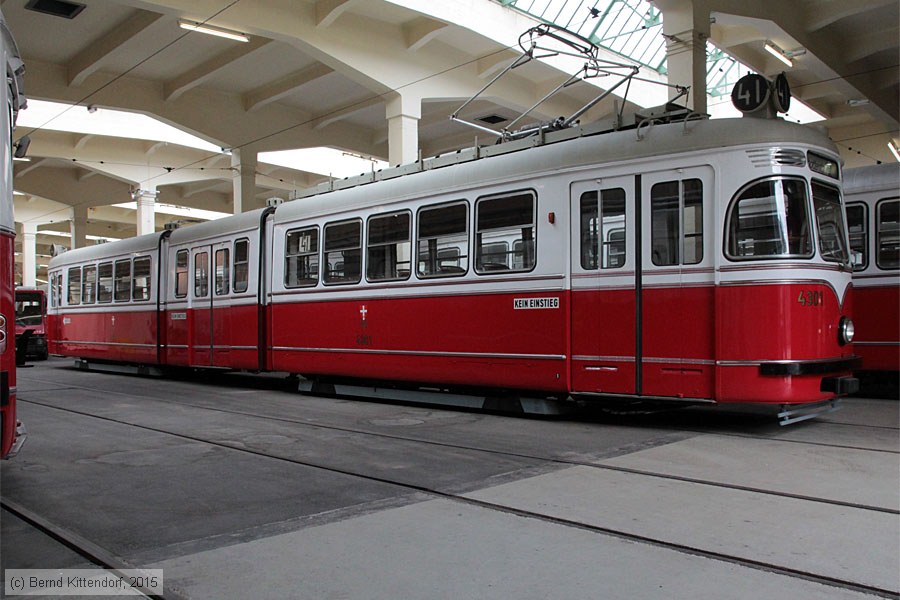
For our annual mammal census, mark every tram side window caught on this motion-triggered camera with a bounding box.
[651,180,703,266]
[97,262,113,303]
[82,264,97,304]
[367,211,411,282]
[324,221,361,284]
[67,267,82,305]
[194,252,209,297]
[812,182,849,264]
[417,202,468,278]
[580,189,626,270]
[233,239,249,293]
[132,256,151,301]
[845,203,868,271]
[876,198,900,269]
[726,178,812,259]
[475,191,535,273]
[49,272,60,308]
[215,249,229,296]
[175,250,189,298]
[285,227,319,288]
[114,260,131,302]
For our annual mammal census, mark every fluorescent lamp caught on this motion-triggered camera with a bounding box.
[888,141,900,163]
[764,42,792,67]
[178,20,249,42]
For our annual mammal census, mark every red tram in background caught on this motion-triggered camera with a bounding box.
[47,102,859,422]
[844,163,899,389]
[0,9,26,459]
[15,288,48,361]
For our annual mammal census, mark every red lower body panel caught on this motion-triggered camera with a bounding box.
[270,292,569,394]
[853,285,899,373]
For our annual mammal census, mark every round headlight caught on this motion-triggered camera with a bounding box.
[838,316,855,346]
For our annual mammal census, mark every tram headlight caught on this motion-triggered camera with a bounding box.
[838,316,855,346]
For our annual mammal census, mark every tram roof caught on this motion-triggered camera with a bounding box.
[49,231,165,269]
[843,163,900,195]
[166,208,267,246]
[275,116,837,223]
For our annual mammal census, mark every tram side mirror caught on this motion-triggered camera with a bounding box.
[14,135,30,159]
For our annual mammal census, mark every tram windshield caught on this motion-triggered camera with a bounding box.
[15,291,43,326]
[727,178,812,259]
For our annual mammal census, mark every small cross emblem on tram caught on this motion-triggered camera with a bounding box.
[360,305,368,321]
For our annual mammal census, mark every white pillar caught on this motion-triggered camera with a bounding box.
[386,94,421,167]
[70,204,88,250]
[656,0,709,114]
[133,187,158,236]
[21,222,37,287]
[231,148,258,214]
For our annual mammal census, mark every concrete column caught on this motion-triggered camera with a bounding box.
[656,0,710,114]
[21,222,37,287]
[70,204,88,250]
[231,148,258,214]
[386,94,421,167]
[133,187,158,236]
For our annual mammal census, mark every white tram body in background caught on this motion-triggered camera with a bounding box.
[47,112,860,412]
[844,163,899,383]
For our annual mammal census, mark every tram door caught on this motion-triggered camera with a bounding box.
[190,246,213,366]
[210,242,232,366]
[570,176,637,395]
[639,167,715,399]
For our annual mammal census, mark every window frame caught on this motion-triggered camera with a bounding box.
[67,266,82,306]
[97,262,113,303]
[845,202,868,272]
[194,251,209,298]
[113,259,131,303]
[580,188,627,271]
[724,176,814,262]
[474,189,537,275]
[876,197,900,271]
[132,256,152,302]
[233,238,250,294]
[174,249,189,299]
[416,200,470,279]
[284,226,320,289]
[650,179,703,267]
[215,247,230,296]
[81,264,97,305]
[323,219,363,286]
[366,210,412,283]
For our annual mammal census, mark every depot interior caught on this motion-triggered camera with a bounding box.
[8,0,899,287]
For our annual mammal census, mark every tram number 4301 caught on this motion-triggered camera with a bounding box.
[797,290,824,307]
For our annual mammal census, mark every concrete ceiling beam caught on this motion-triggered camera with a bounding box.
[67,10,163,87]
[243,63,334,112]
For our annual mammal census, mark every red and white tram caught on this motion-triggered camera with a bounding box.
[47,105,860,419]
[1,9,26,459]
[844,163,899,388]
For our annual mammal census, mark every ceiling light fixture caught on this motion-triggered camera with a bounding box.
[764,42,793,67]
[888,140,900,163]
[178,20,249,42]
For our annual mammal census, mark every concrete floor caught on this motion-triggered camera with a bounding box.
[2,358,898,599]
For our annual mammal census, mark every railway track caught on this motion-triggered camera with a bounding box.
[12,373,900,599]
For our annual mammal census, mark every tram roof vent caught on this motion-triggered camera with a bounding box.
[632,102,693,124]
